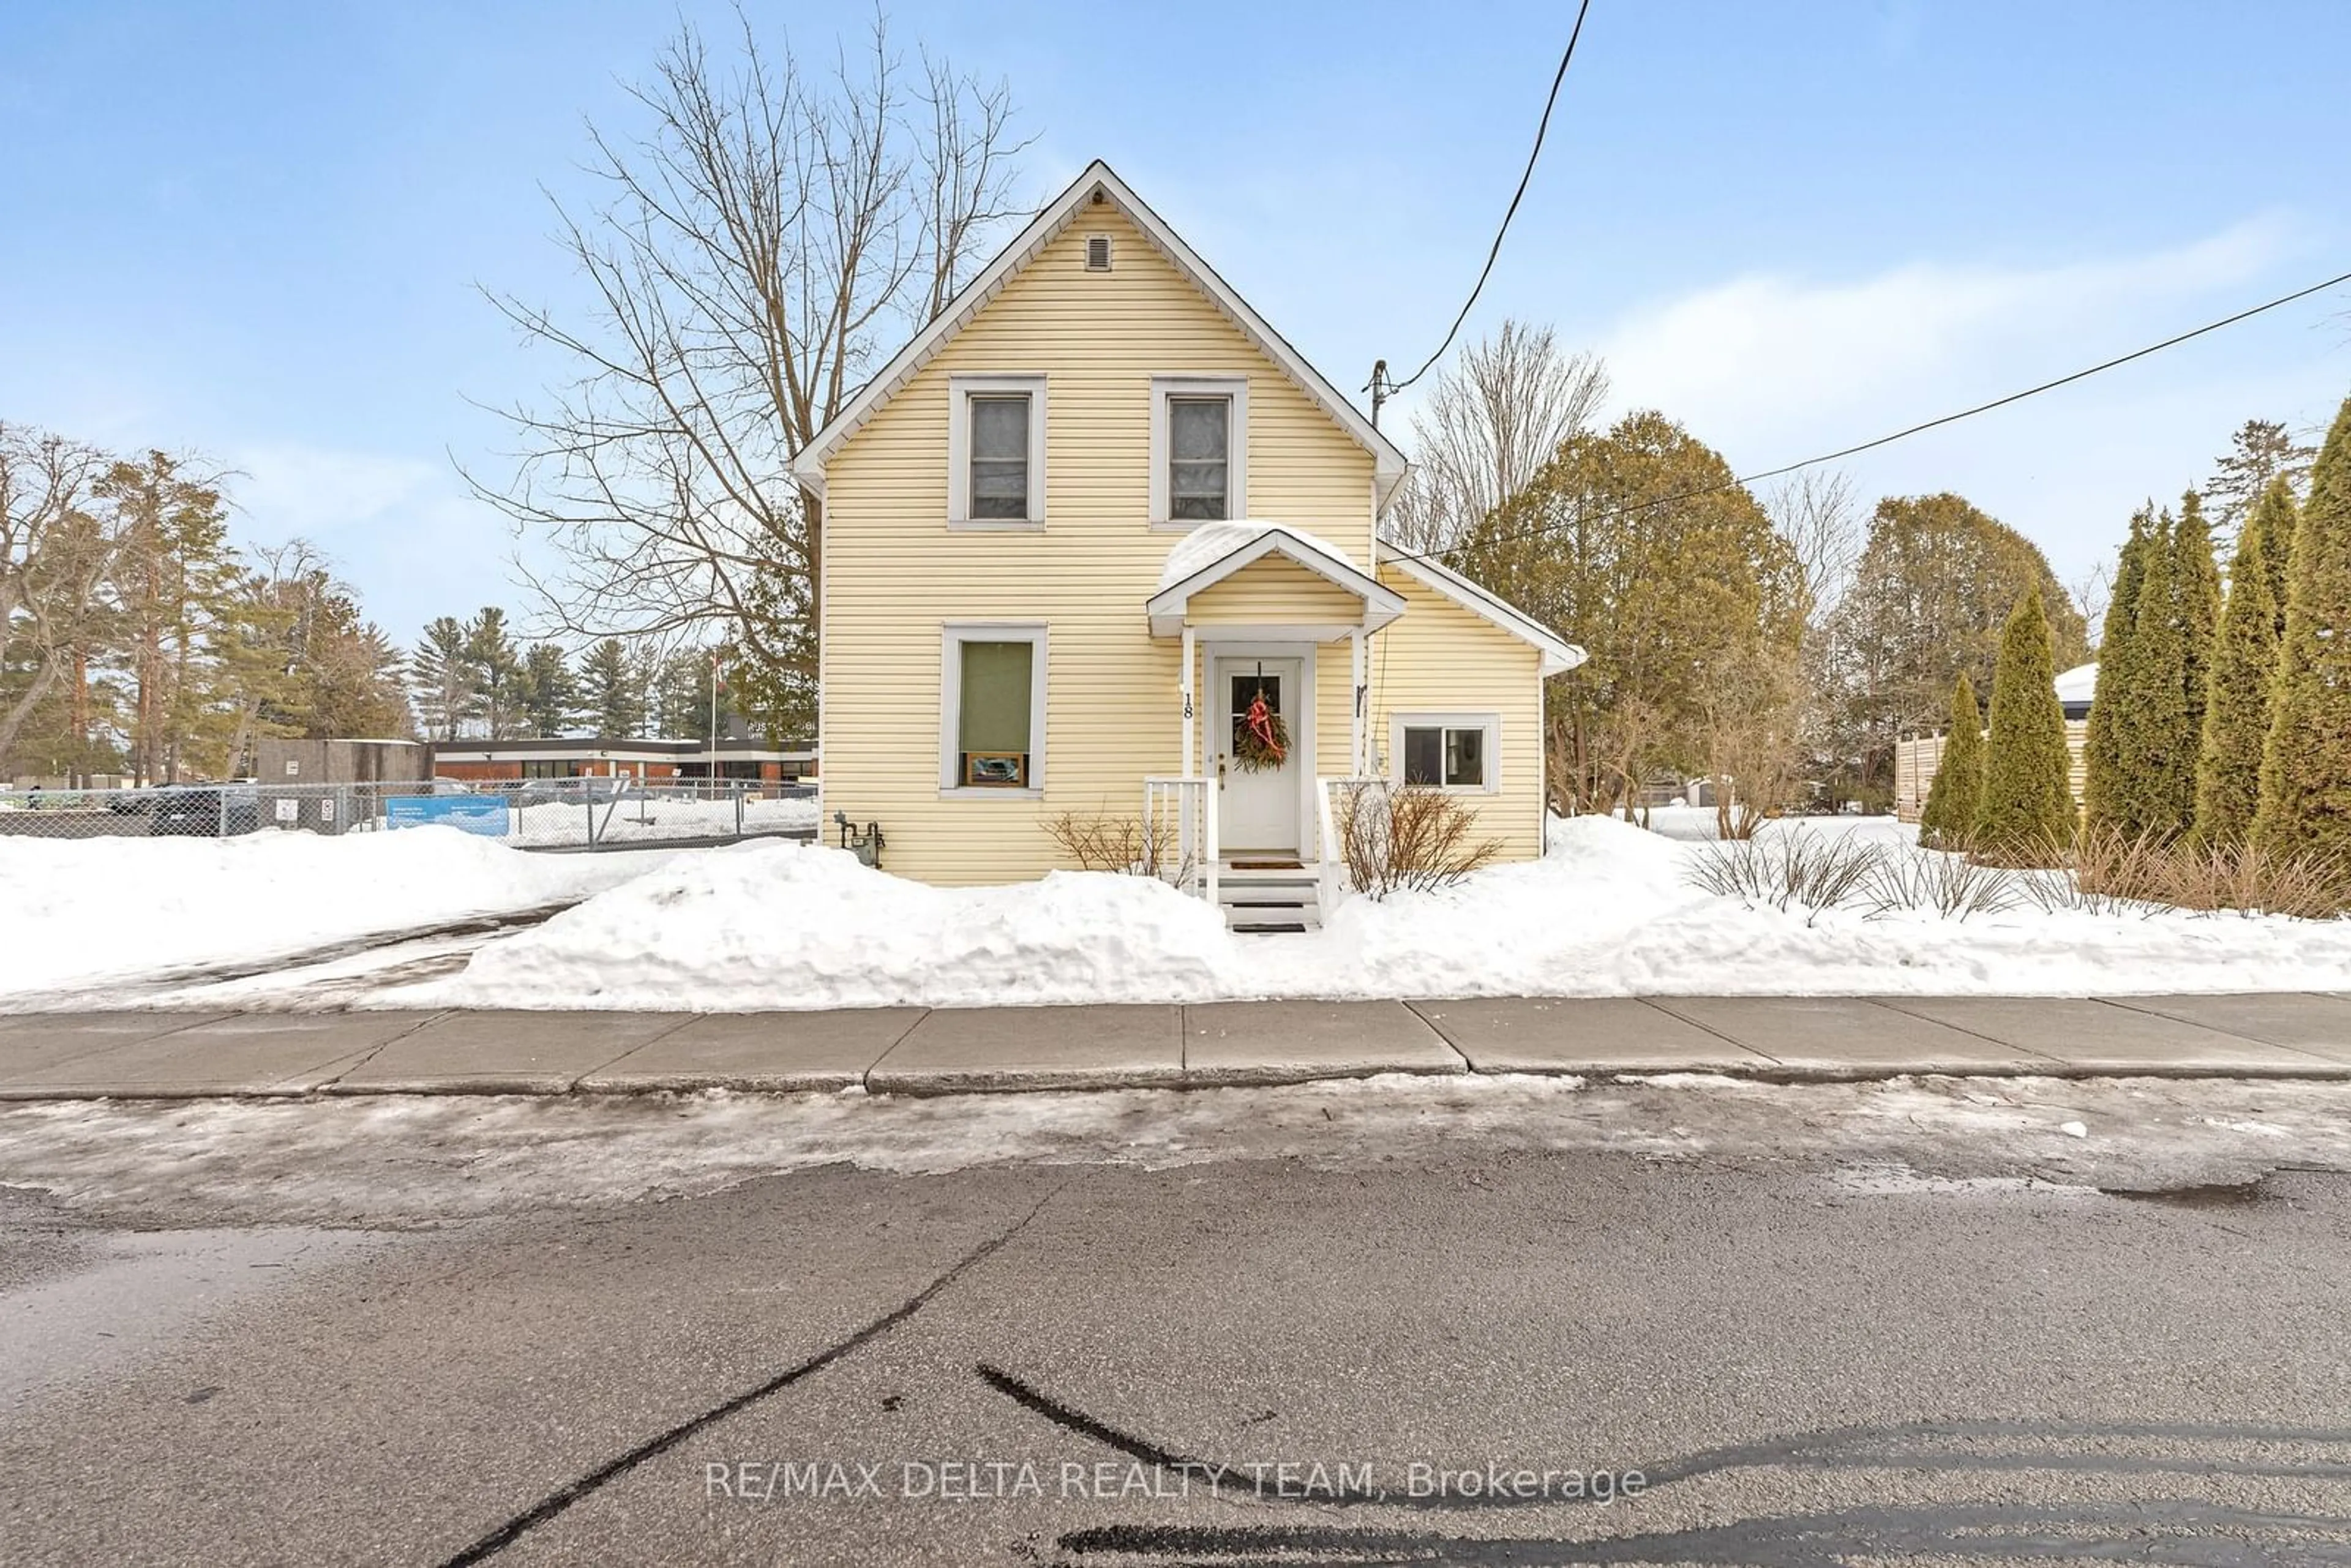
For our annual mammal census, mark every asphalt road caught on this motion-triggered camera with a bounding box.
[5,1081,2351,1566]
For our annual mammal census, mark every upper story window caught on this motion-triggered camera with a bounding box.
[1168,397,1229,520]
[1150,375,1248,527]
[947,375,1048,528]
[969,396,1030,519]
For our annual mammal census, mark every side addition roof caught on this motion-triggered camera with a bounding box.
[789,160,1411,506]
[1374,544,1589,678]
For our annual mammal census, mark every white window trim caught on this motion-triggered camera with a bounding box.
[940,622,1049,797]
[1149,375,1248,528]
[947,374,1048,529]
[1389,711,1501,795]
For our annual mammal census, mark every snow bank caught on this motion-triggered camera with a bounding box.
[408,813,2351,1011]
[0,828,665,999]
[430,840,1234,1011]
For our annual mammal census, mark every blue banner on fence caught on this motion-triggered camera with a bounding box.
[384,794,509,836]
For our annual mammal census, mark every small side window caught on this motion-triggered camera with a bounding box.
[1393,714,1498,792]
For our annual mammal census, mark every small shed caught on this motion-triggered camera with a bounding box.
[256,738,429,786]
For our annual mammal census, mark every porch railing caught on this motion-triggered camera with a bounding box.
[1141,775,1217,904]
[1314,776,1390,923]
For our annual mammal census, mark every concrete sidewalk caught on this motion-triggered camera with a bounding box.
[2,992,2350,1101]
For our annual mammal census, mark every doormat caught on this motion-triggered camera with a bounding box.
[1229,859,1306,871]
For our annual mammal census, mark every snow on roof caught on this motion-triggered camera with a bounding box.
[2055,662,2098,704]
[1153,520,1367,595]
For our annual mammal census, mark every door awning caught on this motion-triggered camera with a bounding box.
[1147,522,1406,638]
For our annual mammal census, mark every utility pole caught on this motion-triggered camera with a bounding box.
[1367,359,1393,429]
[708,651,720,797]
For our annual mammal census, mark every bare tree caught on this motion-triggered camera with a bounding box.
[1764,470,1859,628]
[1384,321,1608,552]
[0,424,124,774]
[468,9,1029,730]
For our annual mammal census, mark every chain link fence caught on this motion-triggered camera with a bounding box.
[0,779,820,851]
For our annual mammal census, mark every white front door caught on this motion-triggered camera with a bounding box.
[1213,655,1303,855]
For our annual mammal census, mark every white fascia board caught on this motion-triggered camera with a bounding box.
[1377,546,1588,677]
[792,160,1411,503]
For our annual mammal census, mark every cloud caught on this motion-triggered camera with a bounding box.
[231,444,450,539]
[1594,217,2298,462]
[228,443,531,640]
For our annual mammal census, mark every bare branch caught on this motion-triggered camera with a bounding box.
[467,6,1029,725]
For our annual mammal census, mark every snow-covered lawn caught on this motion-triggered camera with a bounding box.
[395,814,2351,1012]
[0,827,675,1000]
[1638,803,1916,845]
[13,812,2347,1013]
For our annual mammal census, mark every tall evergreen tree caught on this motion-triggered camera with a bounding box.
[408,617,473,741]
[1975,586,2075,861]
[2254,394,2351,863]
[581,637,642,738]
[2115,506,2193,838]
[2175,490,2222,754]
[2252,475,2298,631]
[1918,674,1984,850]
[2080,508,2150,833]
[518,643,577,737]
[2193,488,2290,846]
[2203,417,2318,542]
[650,648,738,740]
[462,607,522,738]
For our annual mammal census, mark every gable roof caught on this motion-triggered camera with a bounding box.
[789,160,1411,505]
[1147,522,1406,637]
[1375,545,1588,678]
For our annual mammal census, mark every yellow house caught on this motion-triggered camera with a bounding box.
[792,161,1584,928]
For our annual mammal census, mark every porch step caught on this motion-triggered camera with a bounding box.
[1211,863,1321,935]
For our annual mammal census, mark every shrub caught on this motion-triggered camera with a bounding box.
[1865,846,2017,920]
[1341,785,1503,898]
[2254,392,2351,864]
[1917,675,1983,850]
[1974,585,2077,863]
[1043,811,1194,884]
[1683,830,1880,917]
[2193,480,2295,847]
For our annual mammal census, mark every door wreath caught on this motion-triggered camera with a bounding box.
[1233,687,1289,771]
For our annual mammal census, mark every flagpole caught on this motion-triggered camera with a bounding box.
[708,651,719,798]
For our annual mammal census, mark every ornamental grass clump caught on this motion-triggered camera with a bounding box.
[1684,830,1880,916]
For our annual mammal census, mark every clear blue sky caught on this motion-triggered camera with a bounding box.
[4,1,2346,645]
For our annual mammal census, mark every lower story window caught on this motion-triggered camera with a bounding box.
[1394,713,1497,791]
[943,626,1046,791]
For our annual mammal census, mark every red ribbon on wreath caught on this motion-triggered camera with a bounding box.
[1243,691,1287,764]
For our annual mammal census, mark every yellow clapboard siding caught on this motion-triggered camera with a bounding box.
[1187,555,1368,625]
[1364,566,1550,865]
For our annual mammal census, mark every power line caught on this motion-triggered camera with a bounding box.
[1384,263,2351,571]
[1369,0,1594,426]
